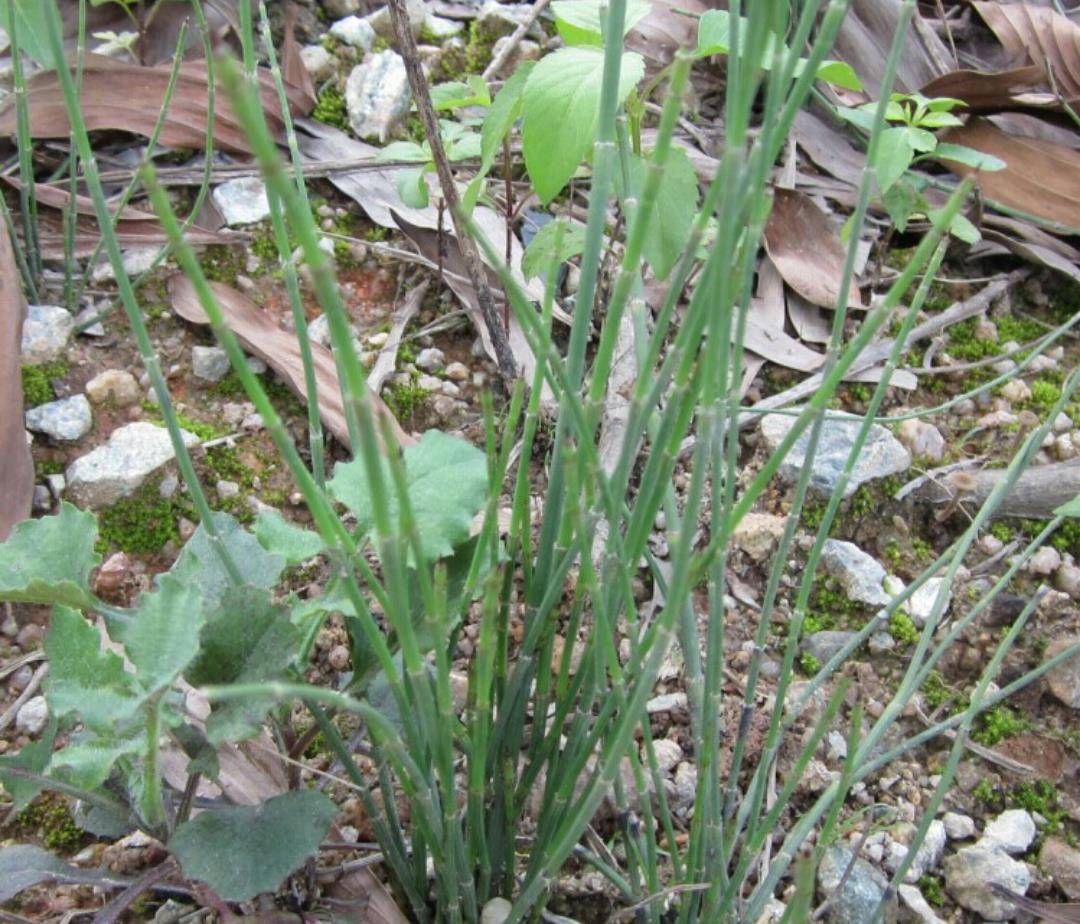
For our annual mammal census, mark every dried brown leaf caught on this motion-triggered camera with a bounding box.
[920,65,1064,112]
[763,188,865,311]
[626,0,712,67]
[941,117,1080,231]
[0,54,313,156]
[326,867,412,924]
[168,275,412,448]
[282,1,316,112]
[0,220,32,540]
[973,2,1080,101]
[792,109,865,187]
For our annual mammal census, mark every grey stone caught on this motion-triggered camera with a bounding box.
[1044,635,1080,709]
[330,14,375,50]
[15,695,48,736]
[1027,546,1062,576]
[86,369,140,407]
[803,630,858,664]
[366,0,426,39]
[32,484,52,513]
[21,304,74,363]
[480,898,512,924]
[345,51,411,142]
[425,13,464,37]
[759,410,911,498]
[477,0,537,37]
[649,738,682,772]
[896,419,946,462]
[212,176,270,226]
[66,422,200,509]
[1040,837,1080,900]
[25,394,92,442]
[817,846,897,924]
[868,631,896,655]
[445,361,469,382]
[1055,562,1080,599]
[46,473,65,498]
[323,0,360,16]
[884,821,946,882]
[246,356,267,375]
[822,539,893,607]
[979,810,1035,855]
[671,761,697,811]
[73,305,106,337]
[192,345,231,382]
[943,812,976,841]
[417,347,446,371]
[733,512,786,562]
[897,884,946,924]
[90,246,159,283]
[216,480,240,499]
[943,844,1030,919]
[907,577,951,627]
[300,44,336,82]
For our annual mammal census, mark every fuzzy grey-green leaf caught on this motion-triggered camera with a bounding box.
[169,791,337,901]
[329,430,488,561]
[0,503,100,608]
[254,509,324,565]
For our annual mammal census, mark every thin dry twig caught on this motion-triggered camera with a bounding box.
[482,0,553,81]
[386,0,518,379]
[0,663,48,732]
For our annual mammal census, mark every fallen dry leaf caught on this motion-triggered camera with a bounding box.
[626,0,712,67]
[2,178,228,258]
[920,65,1062,112]
[168,275,412,448]
[0,219,32,540]
[763,188,865,311]
[0,54,313,156]
[973,2,1080,102]
[282,1,316,112]
[940,117,1080,230]
[792,109,866,188]
[325,867,412,924]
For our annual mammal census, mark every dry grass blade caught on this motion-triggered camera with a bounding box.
[763,188,866,311]
[973,2,1080,102]
[0,54,313,156]
[168,275,412,448]
[940,117,1080,230]
[0,220,33,540]
[989,884,1080,923]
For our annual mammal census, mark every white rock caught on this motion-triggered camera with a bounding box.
[86,369,140,407]
[980,809,1036,855]
[417,347,446,372]
[445,361,469,382]
[300,44,336,82]
[331,14,376,50]
[648,738,683,772]
[896,418,946,462]
[1027,546,1062,577]
[884,821,946,882]
[733,512,786,562]
[943,811,976,840]
[1055,562,1080,599]
[21,304,74,363]
[15,696,49,735]
[425,13,464,37]
[345,51,411,142]
[66,422,200,509]
[366,0,427,39]
[906,577,951,627]
[822,538,893,607]
[212,176,271,226]
[366,331,389,348]
[1053,412,1074,433]
[216,480,240,499]
[480,898,512,924]
[943,844,1030,919]
[90,246,159,283]
[192,345,231,382]
[897,884,947,924]
[1000,379,1031,403]
[324,0,360,14]
[25,394,93,442]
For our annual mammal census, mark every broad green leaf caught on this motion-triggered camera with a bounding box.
[185,586,298,743]
[915,110,963,129]
[522,47,645,203]
[328,430,489,561]
[397,165,432,208]
[170,791,337,901]
[3,0,56,69]
[49,735,143,791]
[1055,494,1080,517]
[0,503,100,609]
[112,575,203,695]
[632,144,698,280]
[173,723,221,780]
[376,140,428,162]
[169,512,285,609]
[874,126,915,194]
[933,143,1007,172]
[552,0,651,46]
[521,218,587,280]
[881,178,922,233]
[446,131,481,161]
[0,720,58,813]
[947,212,980,244]
[808,60,862,91]
[72,800,131,839]
[836,105,876,134]
[464,62,533,213]
[0,845,123,903]
[904,126,937,153]
[430,75,490,110]
[44,607,141,733]
[695,9,733,56]
[254,509,324,565]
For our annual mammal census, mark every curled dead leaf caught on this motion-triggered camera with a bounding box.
[973,2,1080,102]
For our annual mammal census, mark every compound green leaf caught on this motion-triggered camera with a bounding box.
[44,607,141,733]
[112,575,203,696]
[522,47,644,203]
[328,430,489,562]
[521,217,587,280]
[552,0,651,46]
[0,503,99,609]
[254,509,324,565]
[169,790,336,902]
